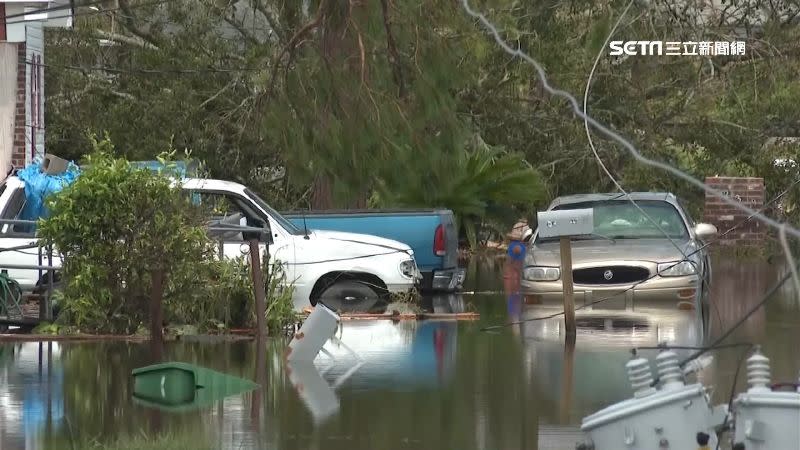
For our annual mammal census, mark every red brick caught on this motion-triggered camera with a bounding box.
[703,176,766,244]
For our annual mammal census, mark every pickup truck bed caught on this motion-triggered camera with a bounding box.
[283,209,465,292]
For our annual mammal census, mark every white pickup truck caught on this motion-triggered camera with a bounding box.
[0,176,421,312]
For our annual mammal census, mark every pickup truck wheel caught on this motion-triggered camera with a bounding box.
[317,280,380,313]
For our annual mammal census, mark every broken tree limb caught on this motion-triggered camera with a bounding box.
[94,30,159,50]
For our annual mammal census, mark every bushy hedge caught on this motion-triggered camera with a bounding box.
[39,139,294,334]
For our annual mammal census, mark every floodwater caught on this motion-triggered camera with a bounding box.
[1,256,799,450]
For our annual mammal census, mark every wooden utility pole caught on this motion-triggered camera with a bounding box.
[150,270,164,347]
[559,237,576,338]
[249,238,267,339]
[560,333,576,422]
[537,208,591,341]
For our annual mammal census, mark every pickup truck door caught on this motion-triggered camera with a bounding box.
[188,191,294,283]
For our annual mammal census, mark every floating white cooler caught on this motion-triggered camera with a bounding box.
[578,350,725,449]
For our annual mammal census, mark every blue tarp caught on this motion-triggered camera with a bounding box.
[16,159,195,221]
[16,158,81,221]
[129,160,197,178]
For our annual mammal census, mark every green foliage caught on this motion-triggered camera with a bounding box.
[167,253,296,335]
[165,256,252,331]
[375,136,546,246]
[44,0,800,240]
[31,322,71,335]
[38,139,210,334]
[264,258,296,335]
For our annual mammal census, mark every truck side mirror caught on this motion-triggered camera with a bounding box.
[243,219,273,245]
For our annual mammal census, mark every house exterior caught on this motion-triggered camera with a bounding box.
[0,0,72,179]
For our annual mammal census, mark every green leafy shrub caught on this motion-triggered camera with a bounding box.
[166,253,296,335]
[263,257,296,335]
[39,138,297,335]
[38,141,210,334]
[164,256,252,331]
[375,135,547,247]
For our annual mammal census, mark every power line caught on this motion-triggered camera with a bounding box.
[715,345,754,450]
[4,0,176,25]
[2,0,100,21]
[779,224,800,300]
[480,257,695,331]
[465,0,800,334]
[461,0,800,241]
[687,176,800,255]
[482,176,800,331]
[579,0,713,323]
[27,60,265,74]
[678,269,790,367]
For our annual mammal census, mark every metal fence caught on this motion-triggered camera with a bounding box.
[0,220,269,325]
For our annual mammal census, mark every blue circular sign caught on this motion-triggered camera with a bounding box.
[507,241,527,261]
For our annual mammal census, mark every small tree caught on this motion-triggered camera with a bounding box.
[38,140,210,334]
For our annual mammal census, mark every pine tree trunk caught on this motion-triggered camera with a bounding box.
[311,173,334,209]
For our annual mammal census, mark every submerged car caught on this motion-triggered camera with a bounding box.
[521,192,717,317]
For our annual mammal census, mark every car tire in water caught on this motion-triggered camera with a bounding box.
[317,280,380,313]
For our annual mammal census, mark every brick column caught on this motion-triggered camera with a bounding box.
[12,42,26,170]
[703,177,765,246]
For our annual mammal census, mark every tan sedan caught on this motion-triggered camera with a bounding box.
[521,193,717,313]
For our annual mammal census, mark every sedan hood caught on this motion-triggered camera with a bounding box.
[529,238,694,266]
[311,229,413,255]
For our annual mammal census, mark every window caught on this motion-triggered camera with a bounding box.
[537,200,689,243]
[244,188,304,235]
[188,191,268,242]
[0,187,35,236]
[676,198,696,227]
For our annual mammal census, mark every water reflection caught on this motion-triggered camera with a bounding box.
[0,258,798,450]
[316,319,458,392]
[286,361,340,424]
[0,342,64,450]
[517,307,706,424]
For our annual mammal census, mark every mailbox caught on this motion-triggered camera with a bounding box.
[536,208,594,238]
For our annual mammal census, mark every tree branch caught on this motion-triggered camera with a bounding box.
[379,0,405,98]
[94,29,159,50]
[252,0,286,43]
[222,15,261,46]
[256,0,328,109]
[116,0,161,49]
[200,80,236,109]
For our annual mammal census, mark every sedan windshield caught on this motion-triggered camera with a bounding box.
[536,200,689,243]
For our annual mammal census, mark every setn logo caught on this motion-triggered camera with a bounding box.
[609,41,663,56]
[609,40,746,56]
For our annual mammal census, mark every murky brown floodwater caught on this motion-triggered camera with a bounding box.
[1,256,798,450]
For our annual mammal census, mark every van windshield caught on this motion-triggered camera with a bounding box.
[244,188,304,235]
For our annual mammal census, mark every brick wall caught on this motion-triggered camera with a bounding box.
[704,177,765,246]
[12,42,26,170]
